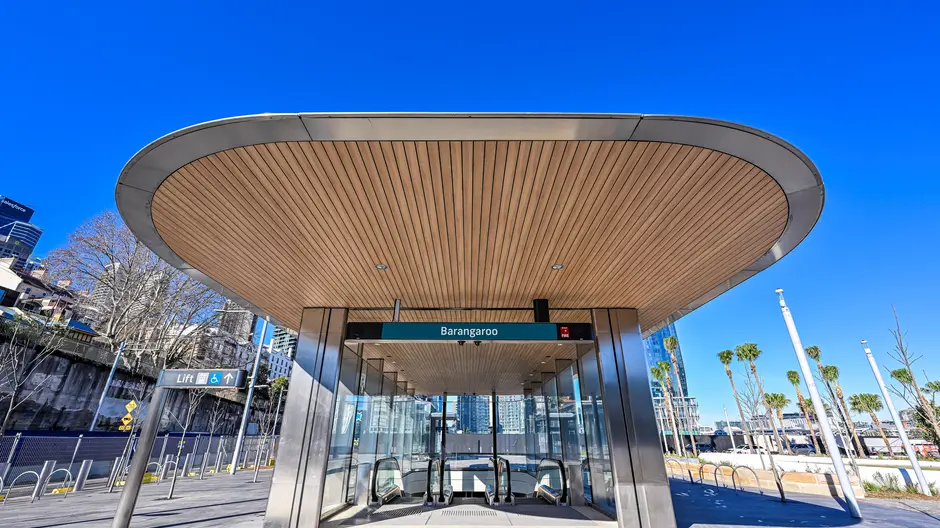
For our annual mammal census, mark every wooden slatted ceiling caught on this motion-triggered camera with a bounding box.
[360,342,579,394]
[152,140,788,334]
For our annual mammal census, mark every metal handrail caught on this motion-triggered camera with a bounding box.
[42,469,73,499]
[496,456,513,503]
[2,471,40,505]
[536,458,567,505]
[370,457,403,505]
[731,466,763,496]
[426,458,442,504]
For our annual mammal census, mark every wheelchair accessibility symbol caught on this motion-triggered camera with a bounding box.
[209,372,222,385]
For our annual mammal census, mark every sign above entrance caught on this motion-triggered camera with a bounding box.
[345,322,594,343]
[158,369,247,389]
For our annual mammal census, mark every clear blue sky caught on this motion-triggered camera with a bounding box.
[2,3,938,426]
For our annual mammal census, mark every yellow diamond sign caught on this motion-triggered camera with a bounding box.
[122,413,133,426]
[125,400,137,413]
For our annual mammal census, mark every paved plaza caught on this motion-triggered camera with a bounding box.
[4,474,940,527]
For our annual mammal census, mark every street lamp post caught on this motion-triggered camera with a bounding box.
[776,289,861,518]
[861,339,932,495]
[230,316,269,474]
[724,406,736,451]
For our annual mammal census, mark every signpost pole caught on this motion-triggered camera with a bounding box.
[112,385,167,528]
[862,340,932,495]
[91,342,124,431]
[231,316,269,474]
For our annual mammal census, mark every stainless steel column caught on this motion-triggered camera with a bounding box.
[593,309,675,528]
[264,308,348,528]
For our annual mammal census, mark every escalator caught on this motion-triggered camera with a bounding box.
[506,458,568,506]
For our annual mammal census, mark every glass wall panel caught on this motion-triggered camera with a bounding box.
[320,345,363,517]
[543,377,562,459]
[578,348,615,513]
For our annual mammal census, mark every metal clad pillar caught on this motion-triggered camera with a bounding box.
[593,309,675,528]
[264,308,348,528]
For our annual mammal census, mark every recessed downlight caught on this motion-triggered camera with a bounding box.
[551,263,564,270]
[375,264,389,271]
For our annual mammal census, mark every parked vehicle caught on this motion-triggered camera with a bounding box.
[727,445,767,454]
[686,443,715,453]
[789,443,816,455]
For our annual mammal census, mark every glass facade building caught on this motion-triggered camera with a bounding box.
[642,323,687,397]
[0,195,41,271]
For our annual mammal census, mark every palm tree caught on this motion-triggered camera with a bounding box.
[664,336,696,456]
[787,370,821,455]
[718,350,756,453]
[733,343,787,501]
[650,364,682,455]
[822,365,867,458]
[764,393,793,453]
[849,393,895,457]
[735,343,787,453]
[808,346,868,459]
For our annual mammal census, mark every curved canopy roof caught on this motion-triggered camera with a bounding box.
[115,113,823,336]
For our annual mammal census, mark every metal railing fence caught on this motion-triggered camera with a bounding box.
[0,432,280,500]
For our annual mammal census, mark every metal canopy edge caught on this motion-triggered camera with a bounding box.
[115,113,824,337]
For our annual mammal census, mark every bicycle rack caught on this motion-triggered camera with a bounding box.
[714,465,735,488]
[42,469,73,499]
[146,462,163,482]
[664,458,690,482]
[2,471,40,505]
[731,466,763,496]
[698,463,721,488]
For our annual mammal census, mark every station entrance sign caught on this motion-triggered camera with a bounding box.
[346,322,594,343]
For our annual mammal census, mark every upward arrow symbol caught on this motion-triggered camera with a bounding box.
[223,373,234,383]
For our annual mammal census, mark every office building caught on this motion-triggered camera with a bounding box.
[0,195,42,271]
[271,326,298,356]
[643,323,687,397]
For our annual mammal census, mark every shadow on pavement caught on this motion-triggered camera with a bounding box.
[670,478,861,527]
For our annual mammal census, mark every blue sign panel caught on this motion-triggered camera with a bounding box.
[159,369,247,388]
[345,322,594,342]
[382,322,558,341]
[0,196,34,223]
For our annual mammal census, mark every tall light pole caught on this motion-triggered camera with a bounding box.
[776,289,861,518]
[724,406,736,451]
[230,316,269,474]
[861,339,932,495]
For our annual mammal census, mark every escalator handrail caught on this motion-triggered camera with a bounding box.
[425,457,441,503]
[536,458,567,505]
[370,456,403,504]
[495,456,513,502]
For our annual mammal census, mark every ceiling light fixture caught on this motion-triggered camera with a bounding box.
[551,263,564,270]
[375,264,389,271]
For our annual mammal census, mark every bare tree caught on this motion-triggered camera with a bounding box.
[44,212,224,375]
[885,306,940,442]
[166,389,208,458]
[0,315,66,437]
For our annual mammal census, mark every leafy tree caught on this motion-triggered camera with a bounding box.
[822,365,867,458]
[718,349,756,453]
[787,370,820,454]
[849,393,894,457]
[664,336,696,456]
[650,363,681,455]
